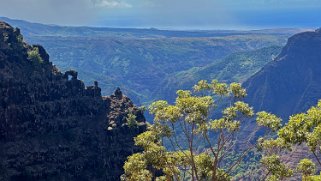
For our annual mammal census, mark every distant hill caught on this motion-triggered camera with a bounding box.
[0,17,303,105]
[244,29,321,119]
[0,17,305,38]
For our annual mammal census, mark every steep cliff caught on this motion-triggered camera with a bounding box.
[244,29,321,119]
[0,21,146,180]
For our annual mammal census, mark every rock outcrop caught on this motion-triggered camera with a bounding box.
[0,21,146,180]
[244,29,321,120]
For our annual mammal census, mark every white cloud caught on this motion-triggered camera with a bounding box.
[91,0,132,8]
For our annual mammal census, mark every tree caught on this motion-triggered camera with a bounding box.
[122,80,280,181]
[259,100,321,180]
[278,100,321,167]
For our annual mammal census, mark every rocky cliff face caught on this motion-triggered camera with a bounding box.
[0,21,146,181]
[244,29,321,119]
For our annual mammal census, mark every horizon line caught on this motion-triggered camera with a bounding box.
[0,16,316,32]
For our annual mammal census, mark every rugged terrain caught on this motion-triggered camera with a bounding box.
[242,28,321,177]
[244,29,321,119]
[0,21,146,180]
[1,17,302,104]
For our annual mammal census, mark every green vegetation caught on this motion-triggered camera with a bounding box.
[5,15,291,105]
[15,18,289,104]
[29,35,285,104]
[123,80,321,180]
[259,100,321,180]
[122,80,282,180]
[152,46,282,103]
[127,112,138,128]
[297,159,316,179]
[27,47,43,63]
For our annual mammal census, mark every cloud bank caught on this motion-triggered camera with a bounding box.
[91,0,132,8]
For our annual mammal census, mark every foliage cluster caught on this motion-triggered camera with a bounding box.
[122,80,285,181]
[259,100,321,180]
[28,47,43,63]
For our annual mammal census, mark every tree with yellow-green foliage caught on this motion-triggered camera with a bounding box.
[122,80,282,181]
[259,100,321,180]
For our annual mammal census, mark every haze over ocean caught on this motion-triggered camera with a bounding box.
[1,0,321,29]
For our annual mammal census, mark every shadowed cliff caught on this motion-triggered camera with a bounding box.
[0,21,146,181]
[244,29,321,120]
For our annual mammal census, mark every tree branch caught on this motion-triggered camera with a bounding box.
[312,151,321,167]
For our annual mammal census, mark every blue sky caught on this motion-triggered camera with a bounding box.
[1,0,321,29]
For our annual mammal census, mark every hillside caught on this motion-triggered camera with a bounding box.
[0,21,146,180]
[0,17,301,104]
[153,46,282,102]
[244,29,321,119]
